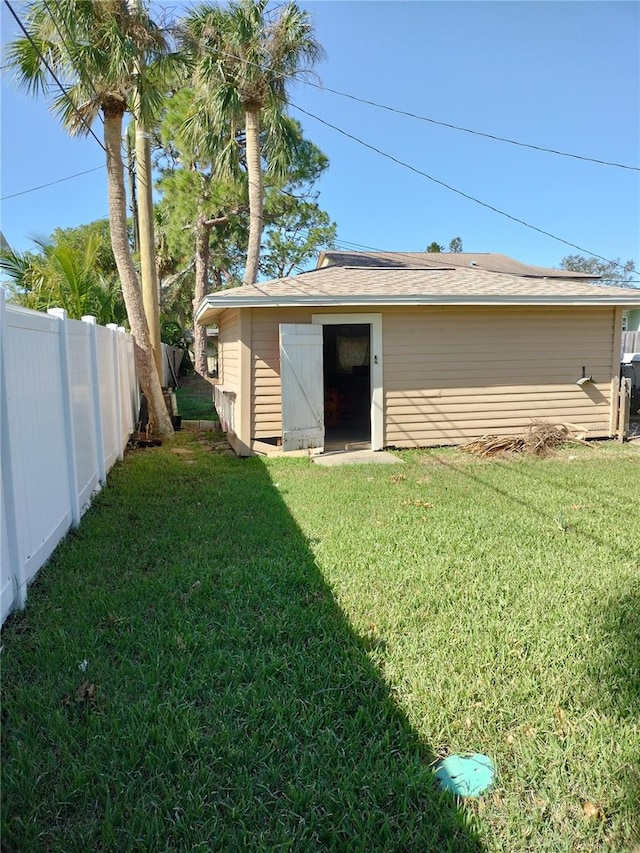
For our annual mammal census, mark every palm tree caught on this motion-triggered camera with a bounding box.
[182,0,324,285]
[6,0,176,436]
[157,88,247,378]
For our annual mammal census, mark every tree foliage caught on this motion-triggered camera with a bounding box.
[180,0,325,284]
[559,254,637,288]
[155,85,335,374]
[426,237,464,253]
[1,234,126,325]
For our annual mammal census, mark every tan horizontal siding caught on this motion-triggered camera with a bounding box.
[218,308,240,391]
[241,303,617,448]
[388,395,609,418]
[383,306,617,447]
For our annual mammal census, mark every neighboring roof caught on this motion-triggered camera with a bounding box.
[318,251,601,279]
[196,265,640,325]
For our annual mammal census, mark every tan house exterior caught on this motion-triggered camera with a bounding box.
[196,253,640,456]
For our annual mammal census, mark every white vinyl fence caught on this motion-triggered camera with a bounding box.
[0,291,139,626]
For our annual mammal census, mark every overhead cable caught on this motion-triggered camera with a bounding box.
[1,166,105,201]
[4,0,106,151]
[308,83,640,172]
[291,102,639,277]
[209,45,639,171]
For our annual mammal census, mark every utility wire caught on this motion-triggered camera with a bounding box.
[209,45,639,172]
[1,166,106,201]
[5,0,106,151]
[39,0,134,167]
[39,0,104,130]
[308,82,640,172]
[291,102,639,277]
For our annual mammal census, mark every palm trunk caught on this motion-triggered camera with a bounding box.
[193,213,211,379]
[135,119,163,378]
[243,107,263,286]
[103,103,174,438]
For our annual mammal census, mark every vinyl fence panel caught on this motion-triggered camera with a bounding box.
[0,293,138,625]
[66,318,101,510]
[96,324,120,471]
[3,306,72,601]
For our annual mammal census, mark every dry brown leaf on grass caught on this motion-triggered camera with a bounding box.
[581,800,606,821]
[402,499,434,508]
[63,680,99,708]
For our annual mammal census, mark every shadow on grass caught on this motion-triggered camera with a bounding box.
[1,447,481,851]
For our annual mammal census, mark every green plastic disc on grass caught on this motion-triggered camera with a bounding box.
[434,753,495,797]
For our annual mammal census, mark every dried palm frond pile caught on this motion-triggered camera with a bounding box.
[463,422,588,458]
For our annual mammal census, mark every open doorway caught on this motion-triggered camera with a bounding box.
[322,324,371,450]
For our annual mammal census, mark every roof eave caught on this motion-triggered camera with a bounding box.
[196,293,640,325]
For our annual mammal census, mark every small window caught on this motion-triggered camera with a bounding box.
[622,314,629,332]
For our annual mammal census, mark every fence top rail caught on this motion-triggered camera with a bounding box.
[5,306,58,333]
[66,318,94,337]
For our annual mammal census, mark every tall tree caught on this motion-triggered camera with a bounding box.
[157,89,247,377]
[559,254,637,288]
[6,0,176,436]
[426,242,444,253]
[448,236,463,253]
[182,0,324,285]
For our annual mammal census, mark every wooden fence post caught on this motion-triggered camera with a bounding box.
[48,308,81,526]
[618,377,631,442]
[609,376,619,437]
[82,315,107,486]
[0,291,23,612]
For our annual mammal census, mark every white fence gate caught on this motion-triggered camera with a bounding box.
[0,292,139,626]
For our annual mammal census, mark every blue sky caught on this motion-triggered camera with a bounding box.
[1,0,638,273]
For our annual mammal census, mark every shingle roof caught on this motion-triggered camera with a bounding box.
[196,264,640,325]
[319,251,601,278]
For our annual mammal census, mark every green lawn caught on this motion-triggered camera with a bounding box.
[174,374,217,421]
[1,434,639,851]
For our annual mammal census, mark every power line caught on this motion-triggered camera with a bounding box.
[4,0,106,151]
[208,45,639,172]
[40,0,104,130]
[290,102,639,277]
[1,166,105,201]
[307,83,640,173]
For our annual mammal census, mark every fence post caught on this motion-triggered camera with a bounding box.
[618,377,631,442]
[82,315,107,486]
[0,291,25,610]
[107,324,124,461]
[48,308,81,526]
[609,376,619,437]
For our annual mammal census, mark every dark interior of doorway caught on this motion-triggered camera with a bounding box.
[323,324,371,450]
